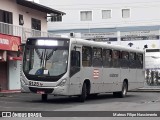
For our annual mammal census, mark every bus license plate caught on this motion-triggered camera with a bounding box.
[29,81,43,87]
[37,91,45,94]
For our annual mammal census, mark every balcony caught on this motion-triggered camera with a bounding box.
[0,22,57,43]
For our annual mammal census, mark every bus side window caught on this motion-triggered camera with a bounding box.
[136,53,143,69]
[121,51,129,68]
[70,51,80,77]
[129,52,136,68]
[103,49,112,67]
[112,50,120,68]
[82,46,92,67]
[92,47,102,67]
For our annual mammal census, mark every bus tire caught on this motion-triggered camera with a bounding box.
[79,83,87,102]
[42,94,48,102]
[113,81,128,98]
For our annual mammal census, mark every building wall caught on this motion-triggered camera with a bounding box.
[39,0,160,50]
[40,0,160,31]
[0,0,48,90]
[0,0,47,31]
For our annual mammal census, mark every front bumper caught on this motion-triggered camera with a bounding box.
[21,84,69,95]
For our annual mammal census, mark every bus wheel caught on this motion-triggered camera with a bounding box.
[113,81,128,98]
[79,83,87,102]
[42,94,48,102]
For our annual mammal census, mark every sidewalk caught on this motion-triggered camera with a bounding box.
[137,86,160,92]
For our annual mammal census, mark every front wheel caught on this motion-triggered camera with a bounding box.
[41,94,48,102]
[78,83,87,102]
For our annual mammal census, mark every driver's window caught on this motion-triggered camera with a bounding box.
[70,51,80,77]
[71,51,80,67]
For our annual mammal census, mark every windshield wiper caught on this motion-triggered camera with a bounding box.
[35,49,42,59]
[46,49,57,60]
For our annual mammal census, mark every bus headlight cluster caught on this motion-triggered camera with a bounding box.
[58,79,67,87]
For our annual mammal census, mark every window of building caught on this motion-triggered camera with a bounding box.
[0,9,12,24]
[19,14,24,25]
[80,11,92,21]
[122,9,130,18]
[51,15,62,22]
[31,18,41,30]
[102,10,111,19]
[82,46,92,67]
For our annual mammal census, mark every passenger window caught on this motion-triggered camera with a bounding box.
[103,49,112,67]
[92,47,102,67]
[129,52,136,68]
[82,46,92,67]
[112,50,120,68]
[136,54,143,68]
[121,51,129,68]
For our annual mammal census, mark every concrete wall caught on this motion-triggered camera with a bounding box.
[40,0,160,31]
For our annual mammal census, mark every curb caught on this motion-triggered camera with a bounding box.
[130,87,160,92]
[0,90,21,94]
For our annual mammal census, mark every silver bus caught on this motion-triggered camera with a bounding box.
[21,37,145,102]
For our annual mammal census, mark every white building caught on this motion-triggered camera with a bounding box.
[0,0,65,91]
[40,0,160,49]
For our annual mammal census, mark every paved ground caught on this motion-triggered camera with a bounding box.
[0,92,160,119]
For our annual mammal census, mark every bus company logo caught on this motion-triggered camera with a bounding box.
[2,112,11,117]
[93,69,99,79]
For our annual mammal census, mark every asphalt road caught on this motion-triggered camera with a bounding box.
[0,92,160,119]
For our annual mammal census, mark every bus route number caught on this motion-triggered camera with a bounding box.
[29,81,43,87]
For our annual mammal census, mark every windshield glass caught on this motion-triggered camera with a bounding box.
[23,47,68,77]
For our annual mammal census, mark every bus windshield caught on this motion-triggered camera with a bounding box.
[23,47,68,77]
[23,38,69,81]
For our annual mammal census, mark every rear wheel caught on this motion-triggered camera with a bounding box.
[78,83,87,102]
[113,81,128,98]
[41,94,48,101]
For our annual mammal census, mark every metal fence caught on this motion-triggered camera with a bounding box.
[0,22,57,43]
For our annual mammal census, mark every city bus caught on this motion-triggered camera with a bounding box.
[20,37,145,102]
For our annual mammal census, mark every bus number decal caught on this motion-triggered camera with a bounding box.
[29,81,43,87]
[93,69,99,79]
[109,74,118,77]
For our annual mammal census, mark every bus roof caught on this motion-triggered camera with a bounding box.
[72,38,144,53]
[26,37,144,53]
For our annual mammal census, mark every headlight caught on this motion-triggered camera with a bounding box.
[58,79,67,86]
